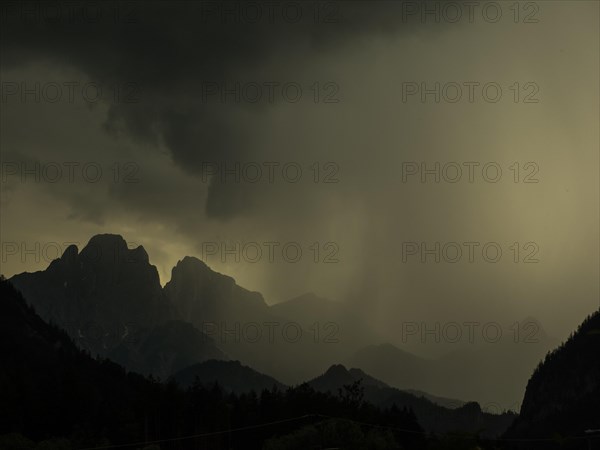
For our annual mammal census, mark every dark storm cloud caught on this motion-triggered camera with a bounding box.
[0,0,438,218]
[1,1,598,371]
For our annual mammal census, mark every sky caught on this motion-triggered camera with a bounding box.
[1,0,598,346]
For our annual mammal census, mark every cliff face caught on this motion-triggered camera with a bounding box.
[10,234,176,357]
[164,255,270,326]
[505,310,600,443]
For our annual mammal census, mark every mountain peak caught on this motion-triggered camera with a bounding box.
[309,364,390,392]
[165,254,268,326]
[77,234,151,265]
[170,256,228,282]
[10,233,174,358]
[86,233,128,250]
[178,255,210,269]
[60,244,79,262]
[79,234,126,262]
[325,364,349,376]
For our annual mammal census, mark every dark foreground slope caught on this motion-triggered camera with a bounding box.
[504,310,600,449]
[0,277,157,445]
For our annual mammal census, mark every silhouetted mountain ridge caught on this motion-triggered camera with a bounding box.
[9,237,252,378]
[307,364,516,437]
[10,234,176,359]
[7,233,553,413]
[173,359,285,393]
[0,278,426,449]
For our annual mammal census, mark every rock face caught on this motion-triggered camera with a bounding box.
[163,257,331,384]
[7,235,283,379]
[164,256,270,326]
[109,320,227,380]
[9,235,361,384]
[505,310,600,446]
[10,235,177,357]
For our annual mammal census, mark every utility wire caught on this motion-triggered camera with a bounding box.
[78,412,600,449]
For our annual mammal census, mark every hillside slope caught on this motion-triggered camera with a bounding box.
[505,310,600,447]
